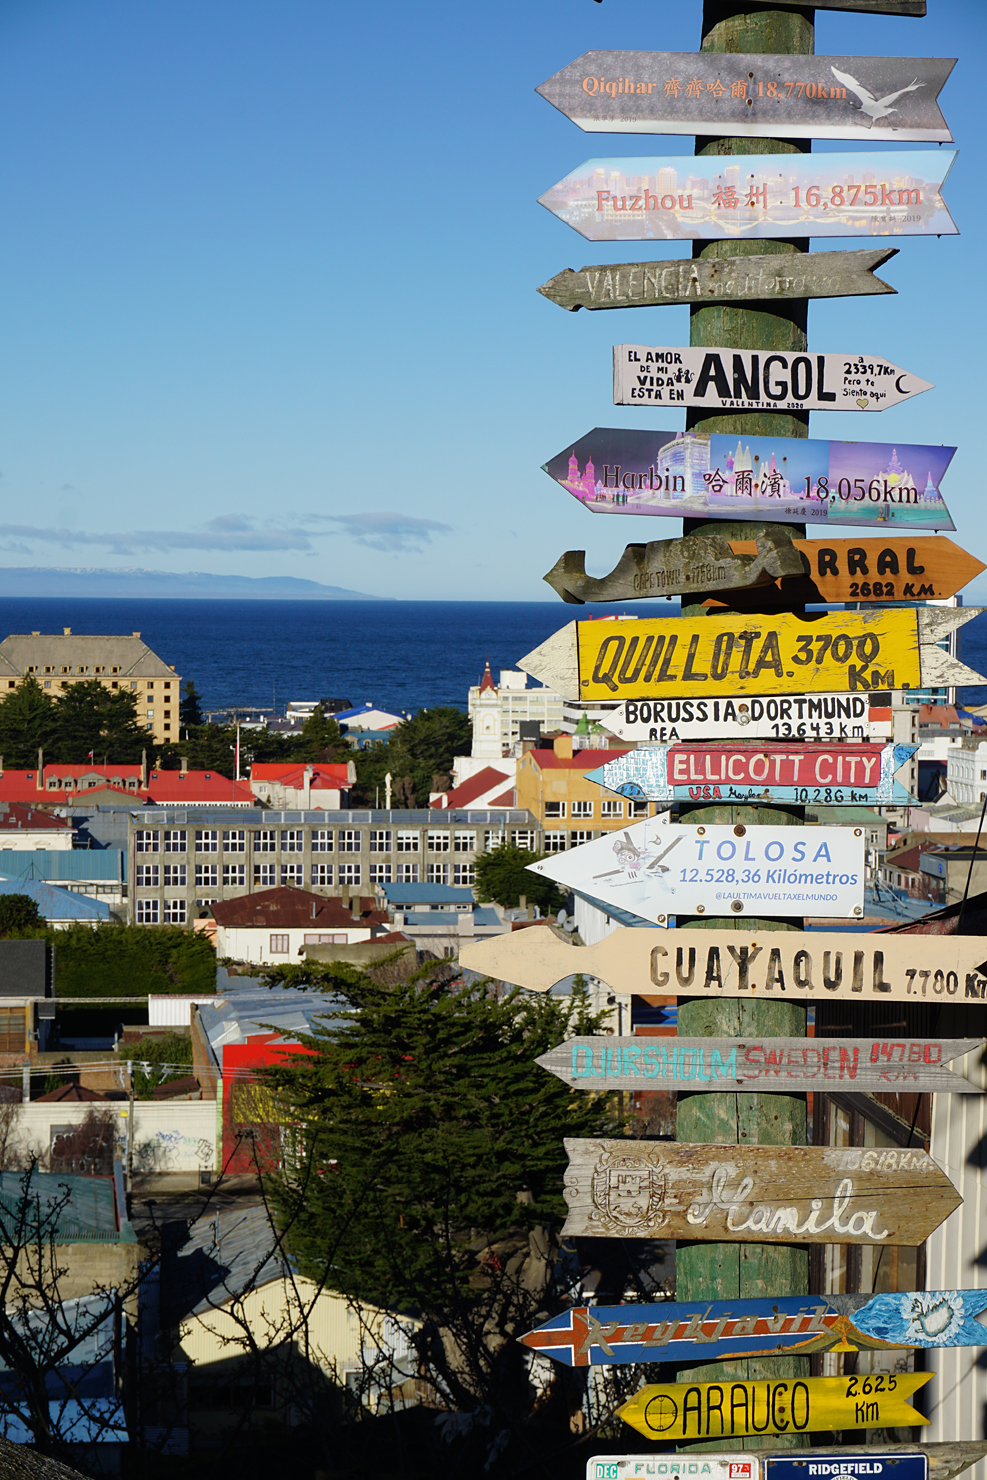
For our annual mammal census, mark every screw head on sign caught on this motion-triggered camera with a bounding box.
[854,829,862,837]
[696,826,706,836]
[854,906,863,915]
[731,900,744,912]
[696,904,705,914]
[657,915,666,923]
[734,824,746,837]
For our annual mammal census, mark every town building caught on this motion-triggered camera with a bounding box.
[247,761,355,809]
[945,739,987,808]
[515,734,651,846]
[0,630,180,744]
[430,765,515,810]
[467,664,564,765]
[380,882,509,955]
[0,764,253,808]
[0,803,73,850]
[211,886,388,966]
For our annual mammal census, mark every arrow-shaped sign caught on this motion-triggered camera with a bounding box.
[518,608,983,703]
[598,694,875,744]
[819,0,925,12]
[544,428,956,531]
[539,247,899,312]
[613,344,933,412]
[539,151,958,243]
[615,1372,931,1442]
[537,52,953,143]
[457,927,987,1005]
[586,741,917,806]
[562,1139,960,1245]
[524,1289,987,1368]
[536,1036,981,1095]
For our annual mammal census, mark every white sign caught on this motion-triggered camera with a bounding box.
[588,1460,757,1480]
[528,819,865,923]
[600,693,871,744]
[614,345,932,412]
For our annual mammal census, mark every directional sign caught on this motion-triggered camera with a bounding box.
[613,345,933,412]
[457,927,987,1004]
[588,1451,987,1480]
[538,152,958,243]
[527,1289,987,1368]
[536,1036,981,1095]
[544,428,956,530]
[762,536,985,604]
[599,695,874,745]
[538,53,953,143]
[615,1372,931,1442]
[586,742,917,806]
[527,820,865,923]
[539,246,899,312]
[819,0,925,11]
[519,609,982,703]
[544,529,805,604]
[764,1460,925,1480]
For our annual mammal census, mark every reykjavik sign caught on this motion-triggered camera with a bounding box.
[538,151,958,243]
[455,928,987,1004]
[613,345,932,412]
[600,695,873,744]
[585,741,917,806]
[537,52,953,143]
[524,1289,987,1367]
[544,427,956,529]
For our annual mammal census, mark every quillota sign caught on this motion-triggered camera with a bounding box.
[613,345,932,411]
[544,427,956,530]
[527,1289,987,1367]
[538,151,957,243]
[537,52,953,142]
[585,741,917,805]
[456,928,987,1004]
[526,820,865,923]
[536,1036,981,1095]
[615,1372,931,1442]
[600,695,872,744]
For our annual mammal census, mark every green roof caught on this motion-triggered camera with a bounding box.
[0,1171,120,1243]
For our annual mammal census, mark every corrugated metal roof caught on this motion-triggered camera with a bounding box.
[0,850,124,882]
[0,1170,120,1242]
[0,876,112,920]
[381,884,475,904]
[163,1203,286,1322]
[198,987,344,1055]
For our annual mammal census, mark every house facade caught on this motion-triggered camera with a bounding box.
[515,734,653,846]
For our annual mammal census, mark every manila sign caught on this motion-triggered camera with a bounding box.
[544,428,956,530]
[599,695,874,745]
[538,151,958,243]
[537,52,953,142]
[526,820,865,923]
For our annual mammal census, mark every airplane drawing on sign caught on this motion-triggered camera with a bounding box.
[830,67,925,125]
[595,832,680,887]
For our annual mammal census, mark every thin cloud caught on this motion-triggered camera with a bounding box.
[314,510,453,553]
[0,516,314,555]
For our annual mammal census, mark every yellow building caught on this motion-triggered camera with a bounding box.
[0,629,180,744]
[516,734,654,851]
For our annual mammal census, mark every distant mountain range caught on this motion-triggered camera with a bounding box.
[0,568,382,600]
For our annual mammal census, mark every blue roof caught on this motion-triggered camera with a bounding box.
[400,907,500,927]
[0,850,125,882]
[381,884,474,905]
[0,876,112,920]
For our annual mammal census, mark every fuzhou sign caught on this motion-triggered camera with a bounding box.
[537,52,953,142]
[613,345,932,412]
[561,1139,960,1245]
[600,695,871,744]
[538,151,958,243]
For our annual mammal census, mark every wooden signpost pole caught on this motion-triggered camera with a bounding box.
[674,1,814,1448]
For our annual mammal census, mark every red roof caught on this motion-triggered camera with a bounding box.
[917,705,960,726]
[0,767,255,806]
[0,803,70,831]
[36,1084,104,1102]
[440,767,513,808]
[249,763,351,786]
[211,886,388,930]
[478,660,496,694]
[488,787,516,806]
[147,772,254,805]
[527,748,630,770]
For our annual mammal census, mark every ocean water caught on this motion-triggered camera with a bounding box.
[0,596,983,716]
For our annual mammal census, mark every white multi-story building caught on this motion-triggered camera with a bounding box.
[466,664,565,764]
[946,739,987,807]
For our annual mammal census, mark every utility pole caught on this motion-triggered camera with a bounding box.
[675,1,812,1448]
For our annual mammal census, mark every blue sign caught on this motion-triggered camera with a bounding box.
[765,1456,927,1480]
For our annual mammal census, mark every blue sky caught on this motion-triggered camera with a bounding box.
[0,0,982,600]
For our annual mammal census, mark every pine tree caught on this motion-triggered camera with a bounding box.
[0,679,55,767]
[474,842,566,913]
[297,706,348,762]
[179,679,204,728]
[47,680,146,764]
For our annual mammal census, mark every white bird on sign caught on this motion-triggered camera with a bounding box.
[830,67,925,126]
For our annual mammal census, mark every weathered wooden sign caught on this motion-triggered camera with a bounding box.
[615,1372,931,1441]
[543,529,805,604]
[545,428,956,530]
[600,695,873,745]
[539,247,899,312]
[538,52,953,142]
[589,1450,987,1480]
[539,151,958,243]
[457,928,987,1004]
[527,1288,987,1368]
[518,609,981,704]
[527,820,864,923]
[614,345,933,412]
[818,0,925,11]
[586,742,917,806]
[537,1036,981,1095]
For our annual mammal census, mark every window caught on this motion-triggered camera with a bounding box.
[195,863,219,888]
[369,830,391,852]
[303,933,348,945]
[453,831,475,853]
[427,862,449,884]
[163,863,187,887]
[338,830,361,853]
[369,861,392,884]
[569,830,592,846]
[280,829,304,852]
[396,830,419,853]
[163,899,187,924]
[254,863,276,886]
[630,800,649,817]
[281,862,304,886]
[163,723,171,732]
[544,802,566,819]
[338,863,361,886]
[269,935,290,955]
[223,863,246,887]
[543,832,567,853]
[135,830,159,854]
[427,830,450,853]
[196,830,219,853]
[484,829,505,850]
[254,830,277,852]
[600,799,623,818]
[135,864,159,887]
[224,829,246,852]
[512,830,537,849]
[311,863,334,886]
[136,899,159,924]
[570,800,593,819]
[453,862,475,886]
[311,829,333,853]
[395,862,419,883]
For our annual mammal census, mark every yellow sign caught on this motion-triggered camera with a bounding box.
[576,609,919,701]
[616,1372,931,1442]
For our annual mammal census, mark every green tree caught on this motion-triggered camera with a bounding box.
[0,679,55,768]
[179,678,204,728]
[121,1031,193,1098]
[0,896,42,936]
[297,707,348,763]
[47,680,146,765]
[474,842,566,914]
[3,923,216,997]
[351,706,471,807]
